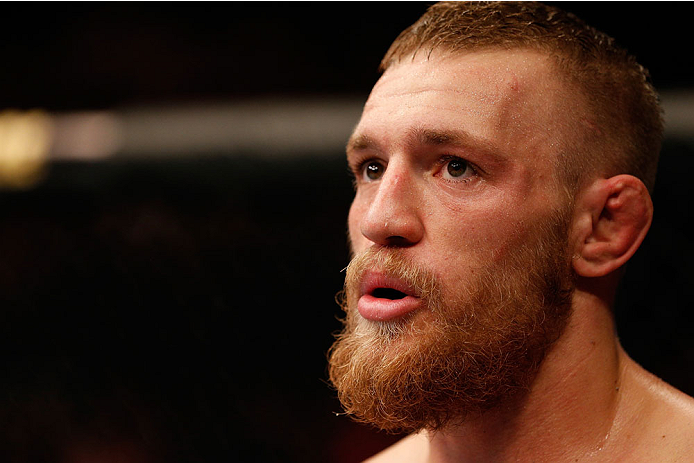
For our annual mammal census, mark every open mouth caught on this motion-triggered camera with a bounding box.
[371,287,408,300]
[357,271,422,321]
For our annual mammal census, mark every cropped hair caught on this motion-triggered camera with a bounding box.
[381,1,663,194]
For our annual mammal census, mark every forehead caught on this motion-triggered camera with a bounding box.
[351,49,581,167]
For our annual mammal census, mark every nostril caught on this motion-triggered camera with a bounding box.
[359,182,424,247]
[385,236,416,247]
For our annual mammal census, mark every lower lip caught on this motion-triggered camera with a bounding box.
[357,294,422,321]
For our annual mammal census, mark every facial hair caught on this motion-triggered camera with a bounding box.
[328,211,574,433]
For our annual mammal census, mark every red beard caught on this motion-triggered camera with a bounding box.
[328,211,574,433]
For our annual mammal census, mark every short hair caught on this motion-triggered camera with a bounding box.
[380,1,663,195]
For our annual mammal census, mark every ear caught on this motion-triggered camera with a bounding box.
[571,175,653,278]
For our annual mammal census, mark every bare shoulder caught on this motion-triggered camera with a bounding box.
[623,360,694,461]
[647,371,694,437]
[637,364,694,423]
[363,433,429,463]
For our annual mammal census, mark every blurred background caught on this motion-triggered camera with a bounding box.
[0,2,692,462]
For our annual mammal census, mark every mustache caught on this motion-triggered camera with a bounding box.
[344,247,441,302]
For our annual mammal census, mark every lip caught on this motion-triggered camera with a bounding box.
[357,271,422,321]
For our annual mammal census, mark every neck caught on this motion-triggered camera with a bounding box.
[425,287,626,462]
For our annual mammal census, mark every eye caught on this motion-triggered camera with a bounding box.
[441,156,475,181]
[362,160,386,182]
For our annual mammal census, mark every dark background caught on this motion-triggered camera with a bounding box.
[1,3,693,462]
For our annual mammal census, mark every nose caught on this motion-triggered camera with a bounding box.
[359,163,424,247]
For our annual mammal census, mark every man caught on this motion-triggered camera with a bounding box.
[327,2,694,462]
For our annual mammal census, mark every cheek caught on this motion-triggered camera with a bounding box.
[432,207,532,272]
[347,200,367,252]
[432,183,536,252]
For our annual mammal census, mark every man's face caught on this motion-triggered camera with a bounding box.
[329,50,582,432]
[348,49,577,286]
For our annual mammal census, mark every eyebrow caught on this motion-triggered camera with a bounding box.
[346,133,377,154]
[347,127,503,160]
[411,127,471,148]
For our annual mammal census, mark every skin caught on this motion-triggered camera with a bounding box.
[346,49,694,462]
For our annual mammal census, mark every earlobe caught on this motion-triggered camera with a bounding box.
[572,175,653,278]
